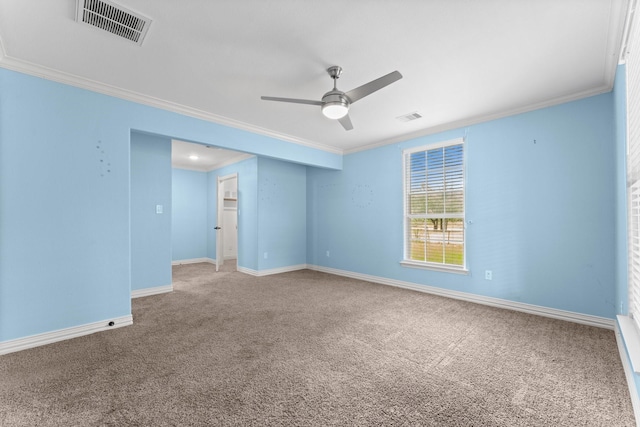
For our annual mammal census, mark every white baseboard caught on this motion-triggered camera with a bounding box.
[0,314,133,355]
[615,320,640,427]
[171,257,215,266]
[237,264,307,277]
[236,266,257,275]
[307,265,615,330]
[131,284,173,299]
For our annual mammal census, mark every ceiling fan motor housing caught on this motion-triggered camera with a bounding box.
[321,90,350,119]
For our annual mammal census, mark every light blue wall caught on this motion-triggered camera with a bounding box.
[0,70,132,341]
[308,93,617,319]
[204,156,306,271]
[0,67,340,343]
[0,64,625,345]
[257,157,307,270]
[172,168,208,261]
[208,157,259,270]
[130,132,172,291]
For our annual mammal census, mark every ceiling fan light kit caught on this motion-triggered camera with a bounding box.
[321,96,349,119]
[261,66,402,131]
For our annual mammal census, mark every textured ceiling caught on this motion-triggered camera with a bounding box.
[0,0,631,154]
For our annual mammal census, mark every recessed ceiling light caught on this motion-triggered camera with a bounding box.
[189,155,199,160]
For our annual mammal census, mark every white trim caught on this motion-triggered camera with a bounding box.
[218,172,238,182]
[171,257,215,266]
[0,315,133,355]
[307,264,615,330]
[237,264,307,277]
[236,266,258,275]
[616,319,640,426]
[131,284,173,299]
[0,55,342,156]
[619,315,640,373]
[237,266,258,276]
[402,137,465,155]
[619,0,638,63]
[0,30,6,61]
[0,50,617,158]
[345,85,613,155]
[402,139,466,270]
[400,260,469,275]
[604,0,633,73]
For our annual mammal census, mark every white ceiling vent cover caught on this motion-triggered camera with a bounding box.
[396,112,423,123]
[75,0,151,46]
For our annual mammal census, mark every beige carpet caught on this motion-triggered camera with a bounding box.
[0,262,635,426]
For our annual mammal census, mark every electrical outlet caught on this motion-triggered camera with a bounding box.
[485,270,492,280]
[264,252,268,259]
[326,250,330,257]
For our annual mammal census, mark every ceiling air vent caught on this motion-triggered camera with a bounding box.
[396,112,423,123]
[75,0,152,46]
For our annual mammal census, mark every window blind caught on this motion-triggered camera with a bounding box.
[630,184,640,327]
[628,5,640,331]
[404,139,465,267]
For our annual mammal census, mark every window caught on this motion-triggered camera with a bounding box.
[402,138,465,272]
[628,6,640,333]
[621,3,640,373]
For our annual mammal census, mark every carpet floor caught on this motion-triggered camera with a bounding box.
[0,262,636,426]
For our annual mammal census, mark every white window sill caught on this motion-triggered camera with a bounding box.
[400,260,469,275]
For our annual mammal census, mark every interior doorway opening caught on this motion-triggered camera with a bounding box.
[170,139,252,272]
[216,173,238,272]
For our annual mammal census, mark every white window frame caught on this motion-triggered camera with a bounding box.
[401,137,468,274]
[622,0,640,376]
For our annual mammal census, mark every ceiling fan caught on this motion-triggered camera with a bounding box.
[261,66,402,131]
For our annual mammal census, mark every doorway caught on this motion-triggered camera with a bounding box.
[216,173,238,271]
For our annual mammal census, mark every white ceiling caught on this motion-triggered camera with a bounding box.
[0,0,631,154]
[172,140,253,172]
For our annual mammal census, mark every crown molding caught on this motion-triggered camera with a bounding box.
[602,0,630,75]
[0,31,6,60]
[619,0,636,64]
[345,84,614,155]
[0,54,343,156]
[0,50,620,158]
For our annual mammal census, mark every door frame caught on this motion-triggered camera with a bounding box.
[216,173,238,271]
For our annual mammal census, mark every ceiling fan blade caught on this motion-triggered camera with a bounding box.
[261,96,323,106]
[345,70,403,103]
[338,114,353,131]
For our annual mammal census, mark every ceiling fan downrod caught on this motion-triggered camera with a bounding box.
[327,65,342,90]
[321,66,350,119]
